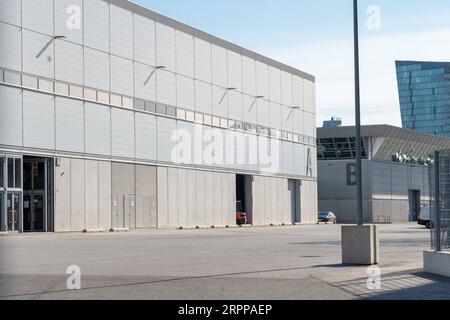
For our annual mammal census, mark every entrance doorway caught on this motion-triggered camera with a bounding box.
[409,190,421,222]
[1,155,22,232]
[22,157,54,232]
[289,179,301,224]
[7,193,20,232]
[236,175,253,225]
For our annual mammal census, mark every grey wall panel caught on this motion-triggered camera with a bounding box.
[301,180,318,224]
[294,144,306,176]
[156,69,176,106]
[177,76,195,110]
[269,178,278,224]
[135,62,157,101]
[55,0,83,45]
[281,141,294,176]
[111,108,135,158]
[263,177,272,224]
[244,134,258,172]
[156,166,169,228]
[256,99,270,128]
[195,170,206,226]
[212,44,227,88]
[157,117,177,162]
[0,86,22,147]
[243,94,257,124]
[0,0,21,26]
[54,158,71,232]
[186,170,196,226]
[204,171,214,226]
[98,161,112,230]
[293,76,304,108]
[85,102,111,156]
[85,160,99,230]
[293,109,304,135]
[256,61,269,98]
[177,169,188,226]
[242,56,256,96]
[269,102,282,130]
[134,14,156,65]
[195,80,212,114]
[229,174,236,226]
[195,37,211,83]
[213,172,222,226]
[135,112,157,161]
[22,30,54,78]
[176,31,194,77]
[55,97,84,153]
[23,91,54,150]
[110,4,133,59]
[221,173,230,226]
[55,40,84,85]
[251,176,263,225]
[269,66,281,103]
[228,51,242,91]
[84,48,110,91]
[111,162,135,229]
[176,121,194,165]
[156,23,176,72]
[111,56,134,96]
[22,0,53,35]
[281,71,293,107]
[303,112,314,137]
[84,0,109,52]
[304,80,315,114]
[167,167,178,227]
[228,91,243,122]
[282,105,294,132]
[0,23,21,71]
[136,165,157,229]
[212,85,228,118]
[70,159,85,231]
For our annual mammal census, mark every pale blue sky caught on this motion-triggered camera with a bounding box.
[133,0,450,127]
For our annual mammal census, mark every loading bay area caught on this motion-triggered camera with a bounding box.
[1,223,450,300]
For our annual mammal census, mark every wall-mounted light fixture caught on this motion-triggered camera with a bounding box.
[248,95,265,112]
[286,106,300,120]
[218,87,237,105]
[36,35,66,58]
[144,65,166,85]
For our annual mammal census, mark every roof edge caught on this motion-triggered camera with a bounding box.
[108,0,315,82]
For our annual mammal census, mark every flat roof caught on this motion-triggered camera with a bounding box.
[318,124,450,141]
[109,0,315,82]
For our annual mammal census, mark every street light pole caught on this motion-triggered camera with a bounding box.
[353,0,363,226]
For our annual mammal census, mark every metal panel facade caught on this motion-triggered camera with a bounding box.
[55,97,84,153]
[0,86,22,147]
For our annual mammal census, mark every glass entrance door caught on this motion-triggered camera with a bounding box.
[7,193,20,232]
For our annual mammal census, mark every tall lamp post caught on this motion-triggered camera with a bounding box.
[353,0,363,226]
[341,0,379,265]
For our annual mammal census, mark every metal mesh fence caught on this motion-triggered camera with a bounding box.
[429,151,450,251]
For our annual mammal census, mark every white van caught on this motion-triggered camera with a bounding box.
[418,207,431,229]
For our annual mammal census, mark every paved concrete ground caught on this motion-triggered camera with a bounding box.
[0,223,449,300]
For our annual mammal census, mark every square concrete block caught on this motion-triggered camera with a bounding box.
[424,250,450,278]
[342,225,379,265]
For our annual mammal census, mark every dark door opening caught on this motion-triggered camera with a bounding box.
[23,157,54,232]
[236,175,253,225]
[289,179,301,224]
[409,190,421,222]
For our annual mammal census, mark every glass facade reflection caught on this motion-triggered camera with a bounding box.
[396,61,450,137]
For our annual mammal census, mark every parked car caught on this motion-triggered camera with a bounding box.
[318,211,337,224]
[236,201,248,225]
[418,206,432,229]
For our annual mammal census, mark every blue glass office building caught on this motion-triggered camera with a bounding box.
[396,61,450,137]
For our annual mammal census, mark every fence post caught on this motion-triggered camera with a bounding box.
[434,151,441,252]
